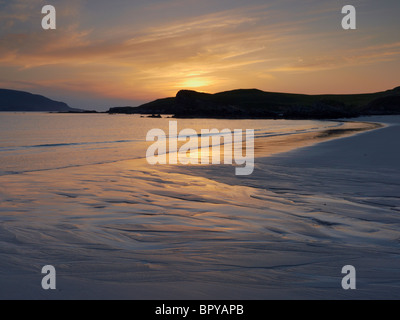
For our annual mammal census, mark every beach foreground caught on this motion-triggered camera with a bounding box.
[0,116,399,299]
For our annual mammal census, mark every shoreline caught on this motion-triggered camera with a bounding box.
[0,116,399,299]
[0,117,379,177]
[252,119,382,159]
[166,115,400,299]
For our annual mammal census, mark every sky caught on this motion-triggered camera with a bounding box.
[0,0,399,110]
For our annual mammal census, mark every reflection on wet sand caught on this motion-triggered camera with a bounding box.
[253,121,382,158]
[0,116,397,299]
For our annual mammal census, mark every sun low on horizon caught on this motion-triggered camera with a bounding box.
[0,0,399,110]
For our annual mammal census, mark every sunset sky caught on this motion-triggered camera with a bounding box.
[0,0,399,110]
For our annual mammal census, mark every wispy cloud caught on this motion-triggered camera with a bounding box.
[0,4,284,97]
[0,0,399,107]
[271,42,400,73]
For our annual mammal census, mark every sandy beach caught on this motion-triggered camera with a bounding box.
[1,0,400,303]
[0,115,399,300]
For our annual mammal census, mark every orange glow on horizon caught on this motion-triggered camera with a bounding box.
[179,77,215,89]
[0,1,399,108]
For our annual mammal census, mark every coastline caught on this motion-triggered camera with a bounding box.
[252,119,382,159]
[158,115,400,299]
[0,116,399,299]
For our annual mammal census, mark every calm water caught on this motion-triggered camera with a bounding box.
[0,113,342,175]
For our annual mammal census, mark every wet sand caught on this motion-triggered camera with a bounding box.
[0,117,398,299]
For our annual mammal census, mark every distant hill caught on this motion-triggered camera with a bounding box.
[108,87,400,119]
[0,89,81,112]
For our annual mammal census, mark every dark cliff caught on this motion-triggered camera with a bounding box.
[108,86,400,119]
